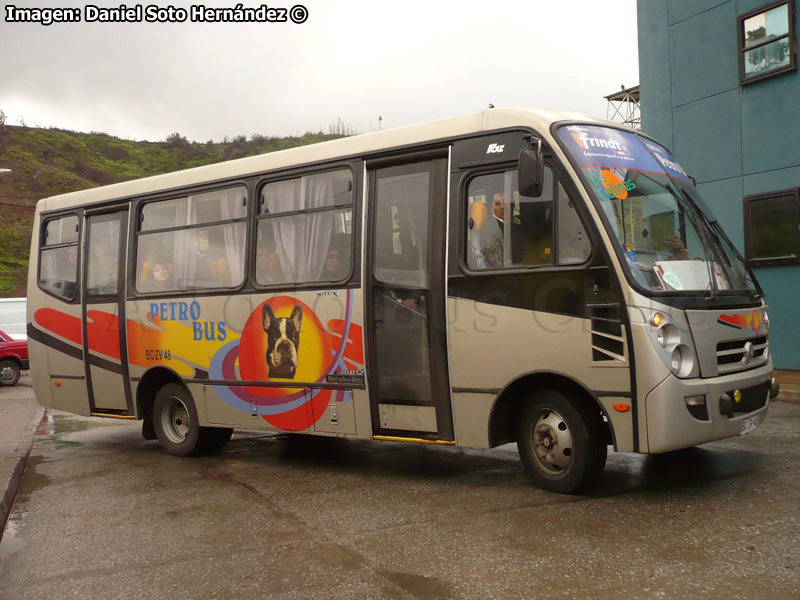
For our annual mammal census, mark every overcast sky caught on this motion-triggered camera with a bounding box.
[0,0,640,142]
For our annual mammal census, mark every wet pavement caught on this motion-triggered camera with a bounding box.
[0,373,43,543]
[0,390,799,599]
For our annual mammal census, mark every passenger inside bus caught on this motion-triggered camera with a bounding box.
[206,255,231,286]
[324,248,341,277]
[138,259,175,292]
[149,262,174,291]
[256,240,284,284]
[322,234,350,280]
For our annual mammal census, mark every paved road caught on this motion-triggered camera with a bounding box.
[1,387,798,599]
[0,373,42,543]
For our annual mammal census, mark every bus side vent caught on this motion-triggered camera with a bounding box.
[589,304,625,362]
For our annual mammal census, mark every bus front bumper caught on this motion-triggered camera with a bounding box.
[645,363,772,454]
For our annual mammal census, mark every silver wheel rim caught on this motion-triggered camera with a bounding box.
[530,408,574,475]
[161,395,191,444]
[0,365,17,384]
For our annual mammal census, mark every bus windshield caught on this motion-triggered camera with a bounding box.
[557,124,757,294]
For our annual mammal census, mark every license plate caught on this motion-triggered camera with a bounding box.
[741,414,760,435]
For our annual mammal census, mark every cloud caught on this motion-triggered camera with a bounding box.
[0,0,639,141]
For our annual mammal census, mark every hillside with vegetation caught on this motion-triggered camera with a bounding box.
[0,121,345,297]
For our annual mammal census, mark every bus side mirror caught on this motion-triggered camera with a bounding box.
[519,143,544,198]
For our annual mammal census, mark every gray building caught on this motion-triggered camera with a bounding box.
[637,0,800,369]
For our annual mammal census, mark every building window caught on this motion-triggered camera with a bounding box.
[745,188,800,266]
[738,0,797,84]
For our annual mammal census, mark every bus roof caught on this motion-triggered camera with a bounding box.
[39,107,611,212]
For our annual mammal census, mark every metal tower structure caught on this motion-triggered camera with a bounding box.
[605,85,641,130]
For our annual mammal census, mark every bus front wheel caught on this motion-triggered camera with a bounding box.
[516,390,607,494]
[153,384,204,457]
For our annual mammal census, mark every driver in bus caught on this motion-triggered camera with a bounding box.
[473,191,505,268]
[664,235,690,260]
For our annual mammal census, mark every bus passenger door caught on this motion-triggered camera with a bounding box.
[366,157,453,440]
[82,209,134,415]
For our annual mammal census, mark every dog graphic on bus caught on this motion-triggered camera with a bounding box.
[263,304,303,379]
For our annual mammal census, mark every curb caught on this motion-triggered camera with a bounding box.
[776,389,800,404]
[0,406,46,544]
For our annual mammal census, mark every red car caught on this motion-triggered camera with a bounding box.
[0,328,29,386]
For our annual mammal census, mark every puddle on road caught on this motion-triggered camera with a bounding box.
[0,510,27,570]
[50,414,119,435]
[38,413,128,449]
[593,446,765,497]
[13,455,51,504]
[0,456,49,581]
[1,415,115,576]
[383,571,454,599]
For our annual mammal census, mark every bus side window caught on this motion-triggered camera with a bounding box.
[466,168,555,269]
[39,215,80,300]
[374,177,429,288]
[515,169,555,267]
[86,215,121,296]
[256,169,353,286]
[557,183,591,265]
[136,186,248,293]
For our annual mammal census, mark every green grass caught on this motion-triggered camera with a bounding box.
[0,219,32,296]
[0,124,346,296]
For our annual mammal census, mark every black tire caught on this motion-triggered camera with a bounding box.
[200,427,233,453]
[516,389,607,494]
[0,359,21,386]
[153,383,203,457]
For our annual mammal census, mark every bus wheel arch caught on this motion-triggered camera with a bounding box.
[487,372,614,450]
[136,368,233,455]
[516,387,608,493]
[153,382,204,456]
[135,366,185,425]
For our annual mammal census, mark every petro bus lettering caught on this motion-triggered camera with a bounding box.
[148,301,225,341]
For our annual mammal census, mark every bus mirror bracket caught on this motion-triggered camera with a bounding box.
[519,137,543,197]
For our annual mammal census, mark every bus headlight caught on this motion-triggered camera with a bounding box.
[657,324,680,347]
[671,346,684,372]
[637,307,699,379]
[670,344,694,377]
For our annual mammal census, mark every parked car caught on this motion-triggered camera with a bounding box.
[0,298,27,340]
[0,327,29,386]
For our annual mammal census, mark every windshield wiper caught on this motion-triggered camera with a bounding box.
[665,183,718,299]
[678,188,763,298]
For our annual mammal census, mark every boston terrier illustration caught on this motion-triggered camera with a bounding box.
[263,304,302,379]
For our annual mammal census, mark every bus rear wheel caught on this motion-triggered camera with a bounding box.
[153,383,204,457]
[516,390,607,494]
